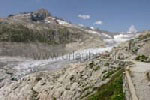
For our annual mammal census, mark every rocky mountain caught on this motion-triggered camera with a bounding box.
[0,55,130,100]
[0,9,113,59]
[31,8,51,21]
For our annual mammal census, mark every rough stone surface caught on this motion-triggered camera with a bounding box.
[0,55,128,100]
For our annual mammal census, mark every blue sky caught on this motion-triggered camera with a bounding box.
[0,0,150,32]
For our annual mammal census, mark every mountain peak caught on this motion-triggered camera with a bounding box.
[35,8,50,15]
[31,8,51,21]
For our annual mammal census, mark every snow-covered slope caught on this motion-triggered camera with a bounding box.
[104,33,139,46]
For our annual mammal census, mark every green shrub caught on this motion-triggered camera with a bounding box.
[87,69,125,100]
[0,24,79,45]
[135,55,148,62]
[102,70,115,81]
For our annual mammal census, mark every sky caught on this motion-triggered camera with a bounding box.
[0,0,150,32]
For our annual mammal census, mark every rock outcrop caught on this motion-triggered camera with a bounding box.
[0,54,130,100]
[0,10,106,59]
[31,8,51,21]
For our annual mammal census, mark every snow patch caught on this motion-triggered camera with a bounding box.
[113,33,135,43]
[57,19,69,25]
[13,46,113,77]
[101,33,112,38]
[85,30,98,34]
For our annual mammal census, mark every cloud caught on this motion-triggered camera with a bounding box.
[128,25,137,33]
[94,21,103,25]
[78,14,91,20]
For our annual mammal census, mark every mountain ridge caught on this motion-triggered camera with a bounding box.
[0,9,110,59]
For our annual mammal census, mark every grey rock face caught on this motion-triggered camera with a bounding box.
[0,55,127,100]
[31,8,51,21]
[137,41,150,57]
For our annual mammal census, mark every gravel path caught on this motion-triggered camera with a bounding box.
[130,61,150,100]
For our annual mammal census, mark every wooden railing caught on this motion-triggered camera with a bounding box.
[125,66,139,100]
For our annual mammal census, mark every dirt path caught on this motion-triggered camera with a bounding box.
[130,61,150,100]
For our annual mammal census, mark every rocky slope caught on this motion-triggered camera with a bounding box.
[0,9,117,100]
[0,32,143,100]
[0,31,149,100]
[0,50,132,100]
[110,32,150,100]
[0,9,110,59]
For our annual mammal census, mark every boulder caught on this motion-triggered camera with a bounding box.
[138,41,150,57]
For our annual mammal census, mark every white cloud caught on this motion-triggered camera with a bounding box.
[78,14,91,20]
[128,25,137,33]
[94,21,103,25]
